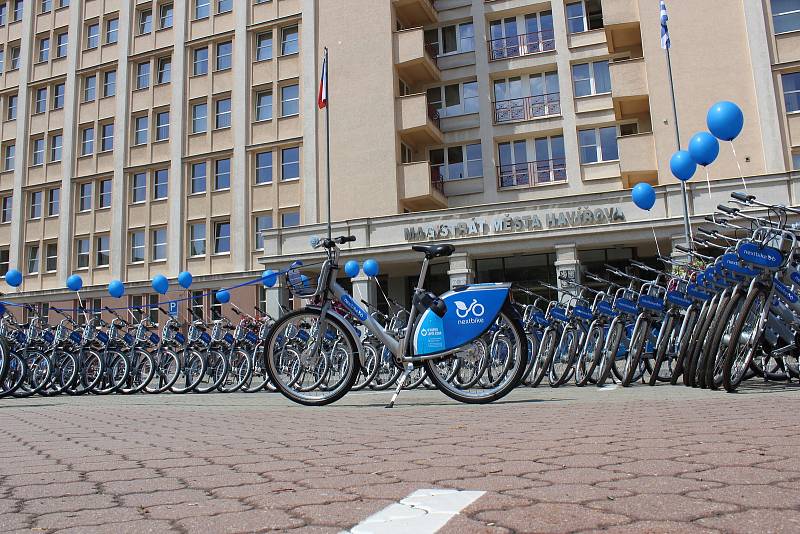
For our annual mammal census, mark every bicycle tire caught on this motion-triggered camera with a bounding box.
[575,321,604,387]
[530,327,558,387]
[622,315,649,387]
[597,317,623,387]
[723,284,769,392]
[120,349,156,394]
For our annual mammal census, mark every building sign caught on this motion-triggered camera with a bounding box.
[403,207,626,242]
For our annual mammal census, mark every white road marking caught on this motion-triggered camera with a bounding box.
[343,488,485,534]
[599,384,618,391]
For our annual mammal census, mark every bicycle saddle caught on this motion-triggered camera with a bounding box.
[412,243,455,259]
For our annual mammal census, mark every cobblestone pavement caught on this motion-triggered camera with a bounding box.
[1,382,799,534]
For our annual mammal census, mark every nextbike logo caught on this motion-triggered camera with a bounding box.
[454,299,486,325]
[340,294,368,322]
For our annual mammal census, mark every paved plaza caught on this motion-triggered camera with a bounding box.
[1,383,799,534]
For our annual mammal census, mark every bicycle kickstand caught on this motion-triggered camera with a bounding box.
[386,362,414,409]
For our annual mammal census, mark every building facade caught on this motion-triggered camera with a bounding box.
[0,0,799,319]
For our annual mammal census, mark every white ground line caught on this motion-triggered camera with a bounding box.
[342,488,485,534]
[599,384,619,391]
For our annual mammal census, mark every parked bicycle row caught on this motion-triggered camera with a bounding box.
[1,192,798,402]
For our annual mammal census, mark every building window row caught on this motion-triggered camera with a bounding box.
[130,168,169,204]
[35,27,68,64]
[129,227,167,263]
[76,178,112,212]
[254,145,300,184]
[74,234,110,270]
[28,131,62,166]
[84,15,120,51]
[189,157,231,194]
[26,241,59,274]
[79,121,114,156]
[26,186,59,219]
[133,108,170,145]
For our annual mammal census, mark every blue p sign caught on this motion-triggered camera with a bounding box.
[168,301,178,317]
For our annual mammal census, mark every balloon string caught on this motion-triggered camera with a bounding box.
[729,141,747,193]
[704,167,715,223]
[651,224,662,258]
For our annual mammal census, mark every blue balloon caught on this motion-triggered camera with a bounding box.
[108,280,125,298]
[670,150,696,182]
[688,132,719,167]
[177,271,193,289]
[215,289,230,304]
[363,259,380,277]
[262,270,278,288]
[66,274,83,292]
[707,101,744,142]
[631,182,656,211]
[151,274,169,295]
[344,260,360,278]
[5,268,22,287]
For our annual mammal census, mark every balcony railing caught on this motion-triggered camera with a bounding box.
[493,93,560,124]
[424,41,439,60]
[488,31,555,61]
[497,158,567,189]
[427,104,441,129]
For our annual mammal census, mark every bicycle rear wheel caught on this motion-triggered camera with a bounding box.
[723,285,768,392]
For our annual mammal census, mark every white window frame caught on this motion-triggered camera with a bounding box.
[75,237,90,269]
[152,228,167,261]
[578,126,620,164]
[572,60,611,97]
[189,222,206,257]
[772,1,800,35]
[130,231,145,263]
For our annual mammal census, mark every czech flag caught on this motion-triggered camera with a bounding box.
[318,49,328,109]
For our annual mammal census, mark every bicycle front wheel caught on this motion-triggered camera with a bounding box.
[265,308,360,406]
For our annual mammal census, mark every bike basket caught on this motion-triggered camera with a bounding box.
[123,333,134,344]
[149,333,160,345]
[174,332,186,345]
[286,261,322,299]
[550,307,569,322]
[200,331,212,344]
[43,331,55,344]
[223,332,234,344]
[245,331,258,344]
[96,331,110,344]
[15,331,26,344]
[69,331,82,343]
[572,305,593,321]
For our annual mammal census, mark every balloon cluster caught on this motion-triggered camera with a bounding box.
[632,101,744,211]
[343,260,380,278]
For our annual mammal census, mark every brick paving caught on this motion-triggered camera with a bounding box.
[0,382,799,533]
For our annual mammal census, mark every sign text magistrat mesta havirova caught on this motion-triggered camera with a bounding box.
[403,206,626,242]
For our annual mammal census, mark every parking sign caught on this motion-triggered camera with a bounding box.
[168,300,178,317]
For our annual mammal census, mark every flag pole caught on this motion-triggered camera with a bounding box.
[323,47,332,240]
[662,2,692,250]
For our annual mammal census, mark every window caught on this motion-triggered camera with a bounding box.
[155,111,169,141]
[192,102,207,133]
[437,22,475,56]
[195,0,210,19]
[190,162,206,194]
[189,222,206,256]
[47,187,59,215]
[215,97,231,128]
[130,230,145,263]
[53,83,65,108]
[429,143,482,182]
[84,75,96,101]
[7,94,17,120]
[106,18,118,44]
[136,62,150,89]
[0,248,8,277]
[131,173,146,203]
[254,214,273,250]
[793,152,800,170]
[100,123,113,152]
[96,235,110,266]
[0,49,4,73]
[193,47,208,75]
[211,292,223,320]
[159,3,173,29]
[12,0,21,21]
[566,0,603,34]
[281,147,300,180]
[55,32,67,58]
[86,23,100,49]
[0,196,11,221]
[50,133,62,161]
[45,243,57,272]
[256,32,272,61]
[255,151,272,184]
[3,144,14,170]
[572,60,610,97]
[58,0,68,7]
[427,81,479,118]
[282,211,300,227]
[134,116,148,145]
[80,126,94,156]
[9,46,19,70]
[0,4,5,25]
[29,190,42,219]
[31,138,44,166]
[78,182,92,211]
[255,91,272,121]
[152,228,167,260]
[103,70,116,97]
[138,9,152,34]
[75,238,89,268]
[98,179,111,208]
[190,290,204,320]
[38,36,49,63]
[157,57,171,84]
[281,84,299,116]
[281,26,299,55]
[214,221,230,253]
[217,0,232,13]
[216,41,232,70]
[40,0,51,12]
[532,135,566,183]
[497,139,530,188]
[28,244,39,274]
[579,126,619,164]
[783,72,800,113]
[153,169,168,199]
[773,0,800,34]
[215,158,230,190]
[34,87,47,114]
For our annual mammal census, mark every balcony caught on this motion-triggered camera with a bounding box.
[393,0,437,28]
[493,94,561,124]
[398,161,447,211]
[602,0,639,27]
[609,58,649,120]
[396,93,443,147]
[487,31,555,62]
[618,132,657,184]
[497,158,567,190]
[394,28,440,85]
[603,0,643,54]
